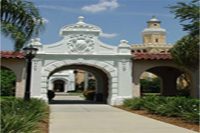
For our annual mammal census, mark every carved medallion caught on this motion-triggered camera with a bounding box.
[67,34,95,53]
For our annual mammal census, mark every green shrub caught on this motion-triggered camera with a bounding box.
[155,98,178,116]
[83,90,95,100]
[178,98,199,123]
[181,112,199,123]
[0,69,16,96]
[142,96,166,113]
[123,96,200,123]
[154,97,184,116]
[140,78,161,93]
[123,98,144,110]
[123,99,135,107]
[0,97,48,133]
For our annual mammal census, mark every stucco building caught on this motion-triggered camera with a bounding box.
[1,16,199,105]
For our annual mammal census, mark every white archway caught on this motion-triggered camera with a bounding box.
[29,16,133,105]
[48,70,75,92]
[40,60,118,104]
[49,78,68,92]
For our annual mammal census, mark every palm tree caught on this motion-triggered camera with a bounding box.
[1,0,44,51]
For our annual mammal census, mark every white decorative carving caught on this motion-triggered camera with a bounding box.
[121,59,127,71]
[67,34,95,53]
[60,16,101,36]
[33,60,38,71]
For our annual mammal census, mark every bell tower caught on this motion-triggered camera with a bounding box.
[142,16,166,45]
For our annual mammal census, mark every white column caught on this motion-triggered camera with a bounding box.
[84,72,89,91]
[118,59,133,97]
[64,80,68,92]
[132,83,141,97]
[31,59,41,96]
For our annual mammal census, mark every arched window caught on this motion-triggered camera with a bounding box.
[53,80,65,92]
[155,38,159,43]
[0,67,16,96]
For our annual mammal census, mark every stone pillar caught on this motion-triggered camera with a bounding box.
[15,66,26,98]
[133,82,141,97]
[131,60,142,98]
[48,79,53,91]
[161,74,178,96]
[64,80,68,92]
[30,58,43,98]
[15,78,25,98]
[28,38,45,99]
[117,40,133,98]
[84,72,89,91]
[190,69,199,98]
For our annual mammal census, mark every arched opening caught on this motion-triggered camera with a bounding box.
[176,73,191,97]
[53,80,65,92]
[47,64,109,104]
[73,70,97,93]
[139,66,185,97]
[155,38,159,43]
[140,72,161,96]
[0,66,16,96]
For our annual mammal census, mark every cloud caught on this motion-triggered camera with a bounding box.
[100,32,118,38]
[82,0,119,13]
[37,5,79,13]
[33,17,49,24]
[42,18,49,23]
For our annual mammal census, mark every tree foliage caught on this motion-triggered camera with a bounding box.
[169,0,199,70]
[1,0,44,51]
[0,68,16,96]
[140,78,161,93]
[169,0,199,36]
[170,35,199,70]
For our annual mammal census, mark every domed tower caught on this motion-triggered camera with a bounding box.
[142,16,166,45]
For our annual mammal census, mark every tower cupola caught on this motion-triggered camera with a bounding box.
[142,16,166,45]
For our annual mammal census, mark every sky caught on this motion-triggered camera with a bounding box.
[1,0,190,51]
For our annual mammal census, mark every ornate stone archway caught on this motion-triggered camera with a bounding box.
[29,16,133,105]
[1,56,26,97]
[132,59,187,97]
[1,16,199,101]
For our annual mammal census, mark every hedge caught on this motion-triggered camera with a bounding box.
[123,96,199,123]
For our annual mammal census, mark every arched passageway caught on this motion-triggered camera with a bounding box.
[138,66,185,96]
[0,54,26,97]
[48,64,109,103]
[0,66,16,96]
[132,58,198,98]
[147,66,183,96]
[53,80,65,92]
[140,72,161,96]
[28,16,135,105]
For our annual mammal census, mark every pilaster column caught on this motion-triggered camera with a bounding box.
[161,74,178,96]
[84,72,89,91]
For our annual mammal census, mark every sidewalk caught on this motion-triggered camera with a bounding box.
[49,96,197,133]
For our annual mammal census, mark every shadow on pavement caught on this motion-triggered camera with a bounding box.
[49,100,105,104]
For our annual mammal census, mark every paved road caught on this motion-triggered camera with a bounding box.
[49,95,197,133]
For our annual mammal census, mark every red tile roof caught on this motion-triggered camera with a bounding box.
[0,51,25,59]
[133,53,172,60]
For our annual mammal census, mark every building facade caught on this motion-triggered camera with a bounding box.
[1,16,199,104]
